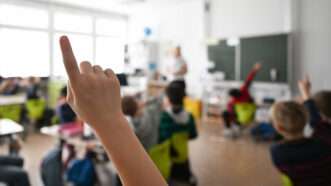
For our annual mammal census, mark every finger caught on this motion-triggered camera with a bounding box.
[304,74,310,82]
[80,61,93,74]
[93,65,103,74]
[60,36,80,82]
[104,68,115,78]
[67,81,74,104]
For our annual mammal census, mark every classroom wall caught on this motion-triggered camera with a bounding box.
[209,0,291,38]
[128,0,208,97]
[128,0,297,96]
[292,0,331,92]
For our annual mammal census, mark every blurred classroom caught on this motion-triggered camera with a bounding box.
[0,0,330,186]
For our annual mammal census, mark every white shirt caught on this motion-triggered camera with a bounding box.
[169,57,187,81]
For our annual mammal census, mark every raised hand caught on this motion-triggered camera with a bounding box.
[59,36,167,186]
[298,75,311,101]
[60,36,123,129]
[253,63,262,71]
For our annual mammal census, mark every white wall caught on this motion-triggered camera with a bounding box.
[128,0,296,96]
[128,0,208,97]
[209,0,291,38]
[292,0,331,92]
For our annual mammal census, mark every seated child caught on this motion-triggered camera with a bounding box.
[26,77,41,100]
[222,63,261,137]
[121,95,163,150]
[0,138,30,186]
[0,78,21,95]
[270,77,331,185]
[56,86,77,124]
[159,81,197,185]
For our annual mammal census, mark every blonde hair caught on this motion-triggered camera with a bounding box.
[270,101,308,135]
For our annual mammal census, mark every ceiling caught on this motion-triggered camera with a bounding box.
[46,0,197,14]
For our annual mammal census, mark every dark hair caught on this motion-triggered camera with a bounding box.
[313,91,331,119]
[122,96,139,117]
[166,81,186,114]
[60,86,67,97]
[229,88,241,98]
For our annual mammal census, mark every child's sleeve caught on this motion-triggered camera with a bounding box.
[158,113,173,143]
[303,99,322,128]
[304,99,331,144]
[188,114,198,140]
[241,68,259,92]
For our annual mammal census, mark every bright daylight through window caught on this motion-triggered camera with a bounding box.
[0,3,127,78]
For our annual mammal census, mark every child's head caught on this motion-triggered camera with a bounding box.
[122,96,139,117]
[165,81,186,113]
[229,88,241,98]
[313,91,331,120]
[270,101,308,139]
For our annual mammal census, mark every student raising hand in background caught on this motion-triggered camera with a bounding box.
[59,36,167,186]
[298,75,312,101]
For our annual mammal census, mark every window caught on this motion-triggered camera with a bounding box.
[96,18,127,37]
[0,4,48,28]
[53,34,93,77]
[96,37,125,73]
[0,2,127,78]
[0,28,49,77]
[95,18,127,73]
[54,12,93,33]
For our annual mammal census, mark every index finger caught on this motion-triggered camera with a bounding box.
[59,36,80,82]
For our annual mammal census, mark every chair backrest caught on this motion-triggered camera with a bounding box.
[26,99,46,120]
[148,140,172,180]
[281,174,293,186]
[234,103,256,125]
[170,132,189,163]
[0,104,22,122]
[184,97,202,120]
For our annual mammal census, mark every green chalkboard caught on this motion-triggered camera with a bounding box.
[240,34,288,82]
[207,40,236,80]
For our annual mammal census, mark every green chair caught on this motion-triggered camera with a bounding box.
[234,103,257,126]
[26,99,46,121]
[0,104,22,122]
[149,140,172,180]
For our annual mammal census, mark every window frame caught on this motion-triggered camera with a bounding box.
[0,0,128,78]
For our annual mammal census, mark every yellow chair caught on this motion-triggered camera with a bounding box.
[0,104,22,122]
[149,140,172,180]
[234,103,256,126]
[281,174,293,186]
[184,97,202,121]
[170,132,189,164]
[26,99,46,121]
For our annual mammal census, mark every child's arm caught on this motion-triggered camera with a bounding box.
[241,63,261,91]
[158,113,173,143]
[189,115,198,140]
[59,36,167,186]
[298,76,322,127]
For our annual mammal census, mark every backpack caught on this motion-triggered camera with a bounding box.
[66,158,96,186]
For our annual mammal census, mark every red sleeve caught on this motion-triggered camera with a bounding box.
[227,100,235,113]
[240,68,259,92]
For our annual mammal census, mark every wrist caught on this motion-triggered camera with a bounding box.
[91,112,126,133]
[302,92,311,101]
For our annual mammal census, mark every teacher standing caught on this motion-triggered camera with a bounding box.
[169,46,188,89]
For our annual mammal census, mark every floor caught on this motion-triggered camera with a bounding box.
[2,119,282,186]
